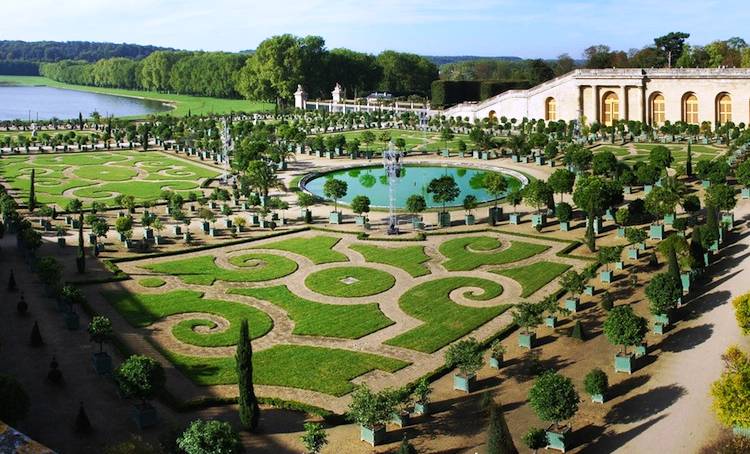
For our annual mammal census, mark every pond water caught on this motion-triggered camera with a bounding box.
[0,85,172,121]
[303,164,525,209]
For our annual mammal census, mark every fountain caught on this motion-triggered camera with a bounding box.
[382,141,403,235]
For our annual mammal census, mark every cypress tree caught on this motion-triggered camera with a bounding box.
[8,269,17,292]
[28,168,36,211]
[236,319,259,431]
[397,436,417,454]
[585,214,596,252]
[487,403,518,454]
[706,204,719,237]
[74,402,92,433]
[30,321,43,347]
[686,141,693,177]
[689,227,705,270]
[76,212,85,274]
[667,246,681,285]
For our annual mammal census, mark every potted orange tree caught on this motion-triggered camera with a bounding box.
[528,371,580,452]
[347,385,394,447]
[445,337,484,393]
[603,305,648,374]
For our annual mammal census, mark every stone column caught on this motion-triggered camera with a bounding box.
[620,86,628,121]
[593,85,600,124]
[641,84,647,124]
[577,85,584,121]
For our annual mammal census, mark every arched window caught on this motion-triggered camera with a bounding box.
[651,93,665,126]
[545,98,557,121]
[717,93,732,124]
[683,93,699,124]
[602,92,619,126]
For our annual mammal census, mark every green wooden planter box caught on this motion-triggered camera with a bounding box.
[489,206,503,224]
[92,352,112,375]
[489,355,503,369]
[584,286,594,296]
[615,353,635,374]
[133,404,158,430]
[742,188,750,199]
[644,184,653,194]
[617,227,625,237]
[615,261,624,270]
[509,213,521,225]
[701,180,711,188]
[545,425,571,452]
[329,211,343,224]
[663,213,675,225]
[201,221,210,233]
[414,402,429,415]
[565,298,579,313]
[653,323,667,335]
[732,426,750,437]
[519,332,536,349]
[355,215,367,226]
[64,311,80,330]
[412,218,424,230]
[710,240,719,252]
[535,156,545,165]
[628,247,639,259]
[559,221,570,231]
[545,315,558,327]
[438,212,451,228]
[600,270,613,283]
[680,272,691,293]
[623,186,631,194]
[604,208,614,222]
[586,217,602,235]
[465,214,475,225]
[654,313,670,326]
[360,425,385,446]
[650,223,664,240]
[453,373,476,392]
[591,393,605,404]
[391,411,411,428]
[531,213,547,227]
[722,213,734,229]
[634,343,647,357]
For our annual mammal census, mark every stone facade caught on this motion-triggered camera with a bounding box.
[443,68,750,127]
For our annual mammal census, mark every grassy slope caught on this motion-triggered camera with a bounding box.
[349,243,431,277]
[493,261,571,297]
[252,235,348,264]
[385,277,509,353]
[141,253,298,285]
[159,345,409,396]
[230,285,393,339]
[104,289,273,347]
[439,236,549,271]
[0,75,273,117]
[304,266,396,297]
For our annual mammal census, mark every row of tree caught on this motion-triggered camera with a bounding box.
[0,40,170,62]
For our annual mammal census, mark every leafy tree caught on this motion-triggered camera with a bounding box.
[351,195,371,217]
[583,368,609,397]
[177,419,241,454]
[347,385,394,429]
[236,319,259,431]
[487,403,518,454]
[406,194,427,220]
[732,292,750,335]
[427,175,460,213]
[556,202,573,223]
[548,169,576,203]
[300,422,328,454]
[645,186,680,221]
[114,355,165,405]
[711,346,750,429]
[598,246,622,272]
[592,151,618,177]
[705,183,737,213]
[66,198,83,213]
[0,374,30,425]
[445,337,484,377]
[736,160,750,188]
[528,371,580,427]
[560,270,585,299]
[649,145,673,173]
[323,179,347,213]
[523,180,553,214]
[88,316,113,353]
[244,160,284,198]
[463,195,478,215]
[603,305,648,353]
[654,32,690,66]
[625,227,648,246]
[512,302,544,335]
[506,188,523,214]
[646,272,681,317]
[483,172,508,208]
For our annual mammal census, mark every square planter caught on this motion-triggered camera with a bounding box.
[441,150,450,158]
[412,218,424,230]
[732,425,750,437]
[133,404,158,430]
[623,186,632,195]
[653,323,667,335]
[644,184,653,194]
[481,151,490,160]
[391,411,411,428]
[545,425,571,453]
[329,211,343,224]
[511,154,519,162]
[615,353,635,374]
[616,227,625,238]
[600,270,613,283]
[225,219,233,229]
[64,311,80,330]
[355,215,367,226]
[663,213,675,225]
[548,160,556,167]
[565,298,580,313]
[92,352,112,375]
[702,180,711,188]
[535,156,545,165]
[628,247,639,260]
[680,272,691,293]
[742,188,750,199]
[586,217,602,235]
[489,355,503,369]
[559,221,570,232]
[633,343,647,359]
[360,425,385,447]
[604,208,614,222]
[172,225,182,236]
[509,213,521,225]
[518,332,536,349]
[57,238,66,247]
[209,228,218,237]
[615,261,624,270]
[489,207,503,224]
[453,373,476,392]
[437,212,451,228]
[584,286,594,296]
[531,213,547,227]
[250,214,260,225]
[414,402,429,415]
[591,393,605,404]
[201,221,210,233]
[649,224,664,240]
[722,213,734,230]
[710,240,719,252]
[654,313,671,326]
[545,315,558,328]
[464,214,475,225]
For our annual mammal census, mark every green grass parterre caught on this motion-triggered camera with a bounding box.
[439,236,550,271]
[304,266,396,297]
[349,243,431,277]
[251,235,348,264]
[493,261,571,297]
[141,253,298,285]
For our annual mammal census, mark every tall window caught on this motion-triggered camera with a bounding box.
[683,93,699,124]
[545,98,557,121]
[717,94,732,124]
[651,94,665,126]
[602,92,619,126]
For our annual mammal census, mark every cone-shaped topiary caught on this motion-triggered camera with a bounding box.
[17,294,28,315]
[8,269,17,292]
[397,435,417,454]
[570,320,586,341]
[74,401,92,434]
[236,319,259,431]
[47,355,63,384]
[30,321,43,347]
[487,403,518,454]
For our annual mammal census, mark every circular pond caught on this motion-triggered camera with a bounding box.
[302,164,526,209]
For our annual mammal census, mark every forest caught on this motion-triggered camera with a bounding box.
[0,40,170,62]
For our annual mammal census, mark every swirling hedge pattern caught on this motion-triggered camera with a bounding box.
[304,266,396,297]
[440,236,550,271]
[141,253,298,285]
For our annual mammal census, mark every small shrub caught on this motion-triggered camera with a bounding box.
[600,292,614,311]
[523,427,548,452]
[356,232,369,240]
[583,368,609,396]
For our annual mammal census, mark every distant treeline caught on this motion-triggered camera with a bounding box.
[428,55,522,66]
[0,60,39,76]
[431,80,531,108]
[38,35,439,102]
[0,40,171,62]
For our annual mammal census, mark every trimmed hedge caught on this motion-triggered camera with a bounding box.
[431,79,531,108]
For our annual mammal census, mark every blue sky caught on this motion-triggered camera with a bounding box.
[3,0,749,58]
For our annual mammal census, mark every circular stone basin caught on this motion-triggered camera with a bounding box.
[302,164,525,209]
[305,266,396,297]
[74,165,138,181]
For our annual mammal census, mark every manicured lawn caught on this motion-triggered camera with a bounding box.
[0,150,219,208]
[158,344,409,396]
[141,253,298,285]
[304,266,395,297]
[252,235,348,264]
[0,75,273,117]
[349,243,431,277]
[138,277,166,288]
[230,285,393,338]
[103,290,272,347]
[493,261,571,297]
[439,236,549,271]
[385,277,509,353]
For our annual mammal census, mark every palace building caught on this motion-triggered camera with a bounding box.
[443,68,750,127]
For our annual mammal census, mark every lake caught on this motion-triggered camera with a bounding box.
[0,85,172,121]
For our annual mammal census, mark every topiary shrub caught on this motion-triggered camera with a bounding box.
[528,371,580,430]
[177,419,241,454]
[583,368,609,397]
[569,320,586,341]
[114,355,165,405]
[30,321,43,347]
[523,427,548,453]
